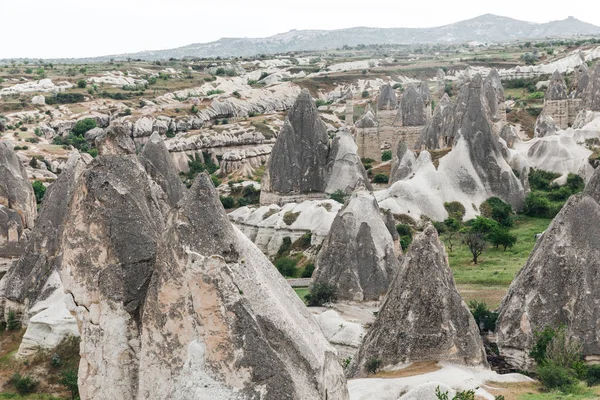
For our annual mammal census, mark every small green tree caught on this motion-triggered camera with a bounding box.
[488,227,517,251]
[381,150,392,161]
[59,368,79,400]
[32,180,46,204]
[305,283,337,306]
[6,310,20,330]
[330,189,346,204]
[77,80,87,89]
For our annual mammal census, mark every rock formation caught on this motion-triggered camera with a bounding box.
[348,225,487,377]
[499,124,519,149]
[534,111,558,138]
[0,152,86,355]
[313,190,400,301]
[137,174,349,399]
[545,70,568,100]
[399,86,427,127]
[354,105,380,161]
[390,141,416,183]
[497,166,600,370]
[582,63,600,111]
[377,83,398,111]
[0,142,36,270]
[139,132,186,208]
[483,68,506,123]
[417,93,455,150]
[325,128,372,195]
[572,63,590,99]
[260,89,330,205]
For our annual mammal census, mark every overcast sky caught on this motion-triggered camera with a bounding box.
[3,0,600,59]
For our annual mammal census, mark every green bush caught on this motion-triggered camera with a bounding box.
[77,79,87,89]
[381,150,392,161]
[305,283,337,306]
[277,237,292,257]
[275,257,298,277]
[566,173,584,192]
[220,196,235,209]
[537,362,577,392]
[444,202,465,220]
[530,325,559,365]
[330,189,346,204]
[373,173,389,184]
[396,224,413,251]
[585,365,600,387]
[361,90,369,98]
[59,368,79,400]
[400,236,412,252]
[283,211,300,226]
[301,263,315,278]
[72,118,97,136]
[6,310,20,330]
[366,358,382,375]
[488,226,517,251]
[32,180,46,204]
[46,92,85,104]
[480,197,513,227]
[10,373,39,395]
[468,301,498,332]
[468,216,500,235]
[524,192,552,218]
[529,169,560,191]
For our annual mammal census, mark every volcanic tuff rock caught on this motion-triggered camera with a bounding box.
[347,225,487,377]
[581,63,600,111]
[0,152,87,354]
[262,89,330,197]
[0,142,36,231]
[390,141,417,183]
[313,190,400,301]
[399,86,427,126]
[325,128,372,195]
[572,63,590,98]
[138,173,349,399]
[499,124,520,148]
[545,70,568,100]
[354,106,378,128]
[534,111,559,138]
[139,132,186,208]
[497,166,600,370]
[483,68,506,122]
[377,83,398,111]
[417,93,455,149]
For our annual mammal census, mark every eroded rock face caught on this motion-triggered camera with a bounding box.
[483,68,506,122]
[534,111,559,138]
[60,131,166,400]
[0,152,86,355]
[417,93,455,150]
[546,71,568,100]
[500,125,519,149]
[262,89,330,198]
[138,174,349,400]
[497,167,600,370]
[325,129,372,195]
[377,83,398,111]
[139,132,186,208]
[390,141,417,183]
[313,190,400,301]
[348,225,487,377]
[582,63,600,111]
[400,87,427,126]
[572,63,590,99]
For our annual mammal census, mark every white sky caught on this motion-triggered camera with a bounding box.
[2,0,600,59]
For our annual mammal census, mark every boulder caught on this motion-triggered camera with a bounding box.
[313,190,400,301]
[261,89,330,199]
[355,107,378,128]
[545,70,568,101]
[499,125,519,149]
[325,128,372,195]
[582,63,600,111]
[534,111,558,138]
[138,173,350,399]
[139,132,186,208]
[31,95,45,105]
[390,141,417,183]
[377,83,398,111]
[347,225,487,378]
[497,166,600,370]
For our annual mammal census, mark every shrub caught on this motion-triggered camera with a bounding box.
[444,201,465,220]
[361,90,369,98]
[468,301,498,332]
[72,118,97,136]
[305,283,337,306]
[566,173,584,192]
[330,189,346,204]
[545,326,583,369]
[301,263,315,278]
[59,368,79,400]
[396,223,412,237]
[315,99,328,107]
[400,237,412,252]
[6,310,20,330]
[275,257,298,277]
[220,196,234,209]
[529,169,560,191]
[537,362,577,392]
[381,150,392,161]
[46,92,85,104]
[10,373,39,395]
[585,365,600,387]
[525,193,552,218]
[32,180,46,204]
[277,237,292,257]
[77,80,87,89]
[373,173,389,184]
[366,358,382,375]
[530,325,559,365]
[283,211,300,226]
[480,197,513,227]
[488,227,517,251]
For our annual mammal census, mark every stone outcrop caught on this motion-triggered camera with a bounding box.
[354,105,380,161]
[399,87,428,127]
[483,68,506,123]
[390,141,417,183]
[260,89,330,205]
[534,111,559,138]
[217,145,271,177]
[499,124,519,148]
[377,83,398,111]
[139,132,186,208]
[348,225,487,377]
[313,190,400,301]
[138,174,349,399]
[325,129,372,195]
[542,70,581,129]
[417,93,455,150]
[497,166,600,370]
[582,63,600,111]
[572,63,590,99]
[0,142,36,270]
[546,71,568,100]
[0,152,87,356]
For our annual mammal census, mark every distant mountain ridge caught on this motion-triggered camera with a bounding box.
[54,14,600,61]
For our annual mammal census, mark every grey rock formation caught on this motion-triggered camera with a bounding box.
[483,68,506,122]
[534,111,559,138]
[138,173,349,399]
[0,142,36,264]
[499,124,519,148]
[400,87,427,126]
[313,190,400,301]
[262,89,330,195]
[572,63,590,99]
[0,118,6,132]
[139,132,186,208]
[417,93,455,149]
[390,141,417,183]
[582,63,600,111]
[325,129,372,195]
[453,75,525,211]
[348,225,487,377]
[545,70,568,100]
[377,83,398,111]
[497,166,600,370]
[355,107,378,128]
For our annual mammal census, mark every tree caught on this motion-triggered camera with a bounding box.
[480,197,513,227]
[32,180,46,204]
[488,227,517,251]
[77,79,87,89]
[465,231,486,264]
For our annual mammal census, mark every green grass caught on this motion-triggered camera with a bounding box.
[294,287,309,303]
[447,216,551,307]
[519,386,600,399]
[0,394,63,400]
